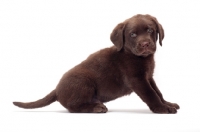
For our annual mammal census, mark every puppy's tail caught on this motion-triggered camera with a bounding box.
[13,90,56,109]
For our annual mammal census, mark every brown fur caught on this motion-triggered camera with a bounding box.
[13,14,179,113]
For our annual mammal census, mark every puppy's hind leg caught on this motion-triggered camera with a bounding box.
[57,75,107,113]
[66,90,108,113]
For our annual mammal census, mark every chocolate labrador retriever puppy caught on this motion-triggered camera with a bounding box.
[13,14,179,113]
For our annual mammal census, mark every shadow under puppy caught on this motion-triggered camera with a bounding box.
[13,14,180,113]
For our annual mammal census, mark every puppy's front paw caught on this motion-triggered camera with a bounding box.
[165,101,180,109]
[151,105,177,114]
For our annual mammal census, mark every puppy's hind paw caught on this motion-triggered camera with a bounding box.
[93,104,108,113]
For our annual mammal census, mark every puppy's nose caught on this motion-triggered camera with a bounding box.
[140,41,150,48]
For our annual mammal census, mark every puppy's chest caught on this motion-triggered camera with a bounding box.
[123,57,155,79]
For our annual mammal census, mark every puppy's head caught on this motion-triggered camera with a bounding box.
[110,14,164,57]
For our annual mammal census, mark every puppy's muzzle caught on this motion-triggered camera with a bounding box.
[139,41,150,49]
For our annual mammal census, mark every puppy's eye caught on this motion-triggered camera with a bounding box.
[147,28,153,33]
[130,33,137,38]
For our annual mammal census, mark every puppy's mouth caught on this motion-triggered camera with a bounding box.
[134,48,154,57]
[142,48,154,54]
[141,51,153,57]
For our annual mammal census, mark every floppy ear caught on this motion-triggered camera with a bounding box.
[157,23,164,46]
[110,23,125,51]
[151,17,164,46]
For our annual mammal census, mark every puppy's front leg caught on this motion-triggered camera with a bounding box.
[132,79,177,114]
[149,78,180,109]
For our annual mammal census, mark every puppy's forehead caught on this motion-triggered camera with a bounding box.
[126,16,156,30]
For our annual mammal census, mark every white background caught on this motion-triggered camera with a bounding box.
[1,0,200,132]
